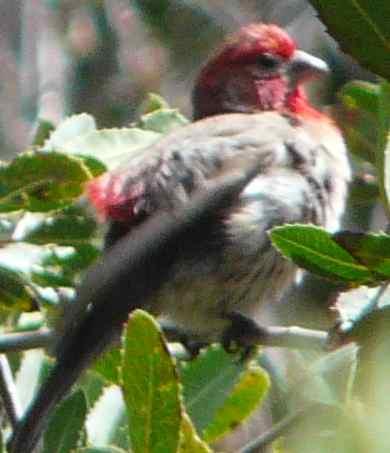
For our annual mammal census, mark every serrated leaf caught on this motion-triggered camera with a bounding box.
[140,93,170,114]
[13,212,96,246]
[94,347,121,384]
[121,310,181,453]
[32,119,56,147]
[0,151,92,213]
[203,365,270,442]
[0,264,36,311]
[180,345,244,433]
[43,389,87,453]
[43,113,97,151]
[178,413,212,453]
[139,109,189,134]
[334,231,390,278]
[57,128,161,170]
[308,0,390,79]
[270,224,374,284]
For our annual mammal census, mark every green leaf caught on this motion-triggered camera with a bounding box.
[94,347,121,384]
[178,414,212,453]
[0,151,92,213]
[139,109,189,134]
[41,244,100,275]
[334,231,390,278]
[43,113,97,151]
[121,310,181,453]
[140,93,170,114]
[0,264,36,311]
[76,448,126,453]
[14,213,97,246]
[32,119,56,147]
[180,344,244,433]
[203,365,270,442]
[378,80,390,217]
[76,448,127,453]
[270,224,374,284]
[337,81,379,164]
[43,389,87,453]
[56,128,161,170]
[308,0,390,79]
[339,81,379,115]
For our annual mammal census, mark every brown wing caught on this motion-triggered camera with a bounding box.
[87,112,302,224]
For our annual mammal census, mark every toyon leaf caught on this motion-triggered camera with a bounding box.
[0,265,36,311]
[203,365,270,442]
[94,347,121,385]
[13,212,96,246]
[178,414,212,453]
[180,344,244,434]
[56,128,160,170]
[76,448,127,453]
[308,0,390,79]
[270,224,374,284]
[378,81,390,216]
[43,113,97,151]
[43,389,87,453]
[32,119,56,147]
[138,108,189,134]
[140,93,170,114]
[334,231,390,279]
[337,81,379,164]
[0,151,92,213]
[121,310,181,453]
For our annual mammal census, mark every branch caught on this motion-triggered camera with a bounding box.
[163,322,328,355]
[0,355,22,429]
[0,329,54,353]
[239,403,316,453]
[256,325,328,349]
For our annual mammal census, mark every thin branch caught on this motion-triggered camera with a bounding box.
[238,404,315,453]
[0,329,54,353]
[257,325,328,350]
[164,322,328,354]
[0,355,22,429]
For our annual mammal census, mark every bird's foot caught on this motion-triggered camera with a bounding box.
[222,311,267,361]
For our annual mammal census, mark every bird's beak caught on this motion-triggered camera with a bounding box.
[288,50,329,86]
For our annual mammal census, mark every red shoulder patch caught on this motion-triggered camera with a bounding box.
[87,172,145,223]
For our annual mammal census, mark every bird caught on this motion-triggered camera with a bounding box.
[9,23,350,452]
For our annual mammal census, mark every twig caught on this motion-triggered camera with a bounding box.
[257,325,328,349]
[238,404,315,453]
[164,322,328,354]
[0,355,22,429]
[0,329,54,353]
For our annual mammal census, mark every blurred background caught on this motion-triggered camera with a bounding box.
[0,0,372,158]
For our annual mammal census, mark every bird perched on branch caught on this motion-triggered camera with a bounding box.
[10,23,350,452]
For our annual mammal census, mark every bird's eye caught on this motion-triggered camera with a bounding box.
[255,54,280,69]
